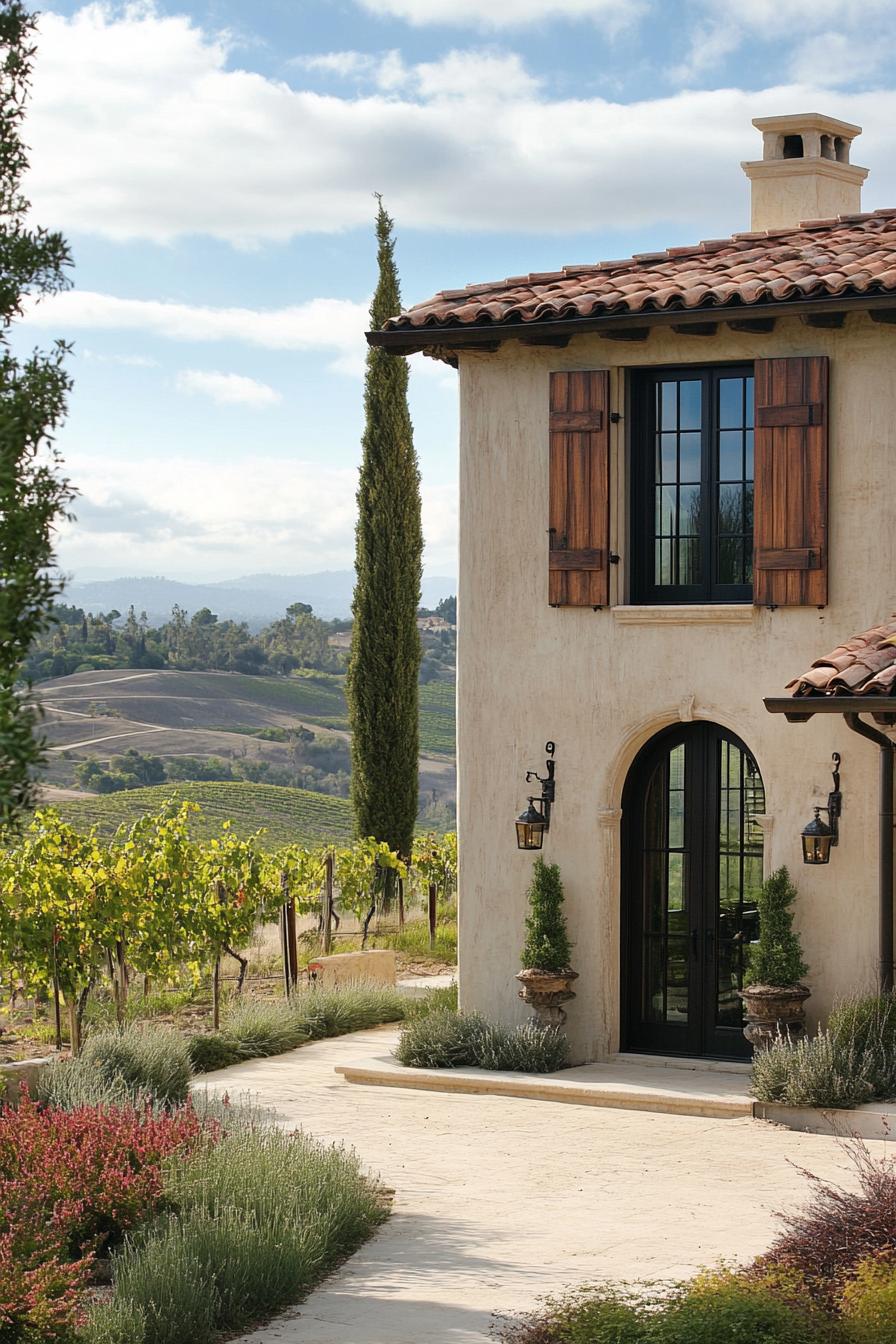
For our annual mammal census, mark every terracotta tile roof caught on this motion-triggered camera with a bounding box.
[384,210,896,332]
[787,617,896,697]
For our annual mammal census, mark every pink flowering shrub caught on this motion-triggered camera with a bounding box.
[0,1094,215,1342]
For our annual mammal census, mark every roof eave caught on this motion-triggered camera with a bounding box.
[367,290,896,355]
[765,695,896,725]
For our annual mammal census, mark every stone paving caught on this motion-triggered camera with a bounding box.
[197,1026,876,1344]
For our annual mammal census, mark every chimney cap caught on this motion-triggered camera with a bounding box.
[752,112,862,140]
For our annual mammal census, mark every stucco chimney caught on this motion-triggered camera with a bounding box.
[741,113,868,231]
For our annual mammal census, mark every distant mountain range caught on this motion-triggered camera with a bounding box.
[62,571,457,626]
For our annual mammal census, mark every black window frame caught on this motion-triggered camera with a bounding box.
[629,363,755,605]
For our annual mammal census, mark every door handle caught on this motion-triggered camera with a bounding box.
[705,928,715,963]
[690,929,698,958]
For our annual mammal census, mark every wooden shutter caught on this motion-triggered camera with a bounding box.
[753,356,829,607]
[548,370,610,607]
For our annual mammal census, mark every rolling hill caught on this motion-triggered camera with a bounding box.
[53,781,353,848]
[34,667,456,826]
[35,667,455,757]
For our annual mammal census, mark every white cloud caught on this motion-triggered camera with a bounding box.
[675,0,896,85]
[176,369,282,407]
[56,452,457,577]
[81,349,159,368]
[294,50,381,77]
[413,50,541,99]
[21,290,369,375]
[25,5,896,248]
[356,0,641,30]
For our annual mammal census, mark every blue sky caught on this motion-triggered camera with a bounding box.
[15,0,896,584]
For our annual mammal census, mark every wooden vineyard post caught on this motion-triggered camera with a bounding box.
[398,876,405,930]
[428,882,437,952]
[279,870,293,998]
[213,880,226,1028]
[322,852,334,956]
[67,998,80,1057]
[51,929,62,1051]
[107,948,122,1024]
[116,941,129,1017]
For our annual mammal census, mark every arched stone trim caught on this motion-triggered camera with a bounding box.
[602,700,764,817]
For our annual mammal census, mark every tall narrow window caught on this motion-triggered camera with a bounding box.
[631,365,754,603]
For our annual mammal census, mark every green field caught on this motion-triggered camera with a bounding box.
[418,680,455,755]
[55,781,354,849]
[227,671,455,755]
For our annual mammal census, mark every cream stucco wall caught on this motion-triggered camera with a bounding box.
[455,312,896,1063]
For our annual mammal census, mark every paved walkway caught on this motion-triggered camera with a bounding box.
[197,1027,873,1344]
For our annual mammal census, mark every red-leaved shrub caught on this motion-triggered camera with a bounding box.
[0,1092,211,1262]
[756,1144,896,1305]
[0,1233,89,1343]
[0,1093,216,1342]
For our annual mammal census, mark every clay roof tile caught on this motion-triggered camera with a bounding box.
[787,615,896,699]
[384,214,896,334]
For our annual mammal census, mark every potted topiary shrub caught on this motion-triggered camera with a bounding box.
[515,858,577,1028]
[738,866,810,1049]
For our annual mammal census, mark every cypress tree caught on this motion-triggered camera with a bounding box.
[347,197,422,865]
[745,866,808,987]
[521,859,573,974]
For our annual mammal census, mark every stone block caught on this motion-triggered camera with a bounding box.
[1,1056,53,1104]
[307,949,397,988]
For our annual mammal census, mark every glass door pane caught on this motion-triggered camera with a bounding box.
[714,738,765,1033]
[641,742,689,1029]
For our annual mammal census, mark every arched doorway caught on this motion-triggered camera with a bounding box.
[621,722,765,1060]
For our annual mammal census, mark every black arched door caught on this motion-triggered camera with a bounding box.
[621,723,765,1059]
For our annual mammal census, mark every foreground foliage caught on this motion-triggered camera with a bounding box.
[83,1127,386,1344]
[500,1145,896,1343]
[2,1016,389,1343]
[395,1008,570,1073]
[0,0,75,829]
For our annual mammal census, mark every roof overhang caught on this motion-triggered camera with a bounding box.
[764,695,896,725]
[369,290,896,357]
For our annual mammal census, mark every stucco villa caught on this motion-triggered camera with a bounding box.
[371,113,896,1064]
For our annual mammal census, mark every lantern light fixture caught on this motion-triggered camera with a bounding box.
[515,742,556,850]
[801,752,842,866]
[515,798,547,851]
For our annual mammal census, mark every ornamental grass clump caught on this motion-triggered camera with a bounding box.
[88,1124,388,1343]
[395,1010,569,1073]
[751,1029,876,1109]
[476,1021,569,1073]
[521,858,572,974]
[189,984,411,1072]
[79,1024,192,1107]
[394,1008,485,1068]
[828,990,896,1100]
[751,988,896,1109]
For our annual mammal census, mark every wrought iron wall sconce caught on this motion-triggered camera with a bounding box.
[801,751,842,865]
[515,742,556,851]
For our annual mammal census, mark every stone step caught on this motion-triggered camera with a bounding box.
[336,1053,753,1120]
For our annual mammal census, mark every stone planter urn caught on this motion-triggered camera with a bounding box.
[738,983,811,1050]
[516,967,578,1028]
